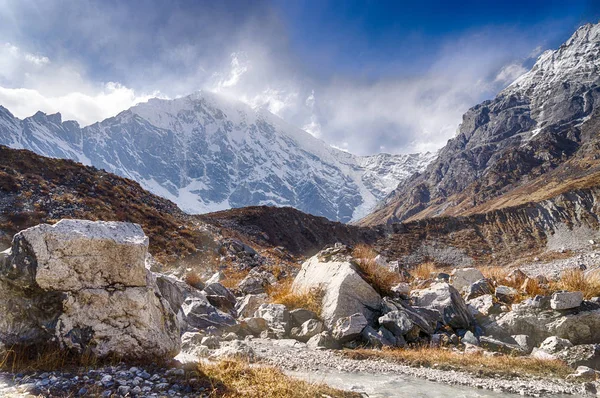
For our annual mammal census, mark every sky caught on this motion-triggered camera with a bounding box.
[0,0,598,155]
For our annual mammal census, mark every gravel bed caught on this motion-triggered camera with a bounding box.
[0,363,212,398]
[247,338,594,397]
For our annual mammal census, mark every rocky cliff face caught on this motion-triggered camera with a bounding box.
[362,22,600,226]
[0,92,433,223]
[376,184,600,268]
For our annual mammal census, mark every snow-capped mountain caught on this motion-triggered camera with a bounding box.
[362,22,600,226]
[0,91,434,223]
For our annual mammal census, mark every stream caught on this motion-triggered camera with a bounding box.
[288,369,577,398]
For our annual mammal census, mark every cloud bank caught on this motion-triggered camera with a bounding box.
[0,0,573,155]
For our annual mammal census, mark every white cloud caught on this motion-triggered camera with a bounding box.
[0,42,159,125]
[495,63,528,85]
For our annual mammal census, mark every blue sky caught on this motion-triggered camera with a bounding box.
[0,0,598,154]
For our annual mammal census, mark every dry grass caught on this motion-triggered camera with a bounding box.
[269,280,324,315]
[343,347,572,379]
[200,360,360,398]
[411,261,437,280]
[0,344,106,373]
[556,269,600,299]
[184,271,205,289]
[352,244,402,296]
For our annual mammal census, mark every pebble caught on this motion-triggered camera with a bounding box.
[0,362,212,398]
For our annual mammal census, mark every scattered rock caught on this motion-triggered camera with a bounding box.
[306,331,341,350]
[255,304,291,337]
[464,279,494,300]
[495,286,519,303]
[235,294,268,319]
[461,331,479,346]
[557,344,600,370]
[289,308,318,327]
[291,319,324,342]
[538,336,573,354]
[550,291,584,310]
[332,313,368,342]
[210,340,256,362]
[243,317,269,335]
[411,283,472,329]
[450,268,484,292]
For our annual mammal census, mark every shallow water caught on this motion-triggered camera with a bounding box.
[288,369,575,398]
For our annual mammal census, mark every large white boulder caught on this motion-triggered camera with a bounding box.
[0,220,180,360]
[291,255,382,327]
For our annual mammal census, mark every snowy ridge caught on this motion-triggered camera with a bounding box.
[0,92,434,222]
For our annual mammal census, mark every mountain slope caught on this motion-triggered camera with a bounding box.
[361,22,600,226]
[0,92,433,223]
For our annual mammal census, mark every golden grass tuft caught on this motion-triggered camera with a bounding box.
[200,360,359,398]
[411,261,437,280]
[269,280,324,315]
[352,244,402,296]
[184,271,204,288]
[556,269,600,299]
[343,347,572,379]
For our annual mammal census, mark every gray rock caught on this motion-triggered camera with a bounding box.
[411,283,472,329]
[557,344,600,370]
[203,282,237,315]
[243,317,269,335]
[538,336,573,354]
[332,313,368,342]
[255,304,291,336]
[451,268,484,292]
[361,325,396,347]
[210,340,256,362]
[291,319,324,342]
[495,286,519,303]
[292,254,382,327]
[289,308,318,327]
[479,336,526,355]
[0,220,180,360]
[378,311,414,337]
[462,331,479,346]
[551,291,584,310]
[495,306,600,346]
[306,331,341,350]
[235,294,268,319]
[464,279,494,300]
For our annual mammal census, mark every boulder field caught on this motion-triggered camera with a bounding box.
[2,220,600,389]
